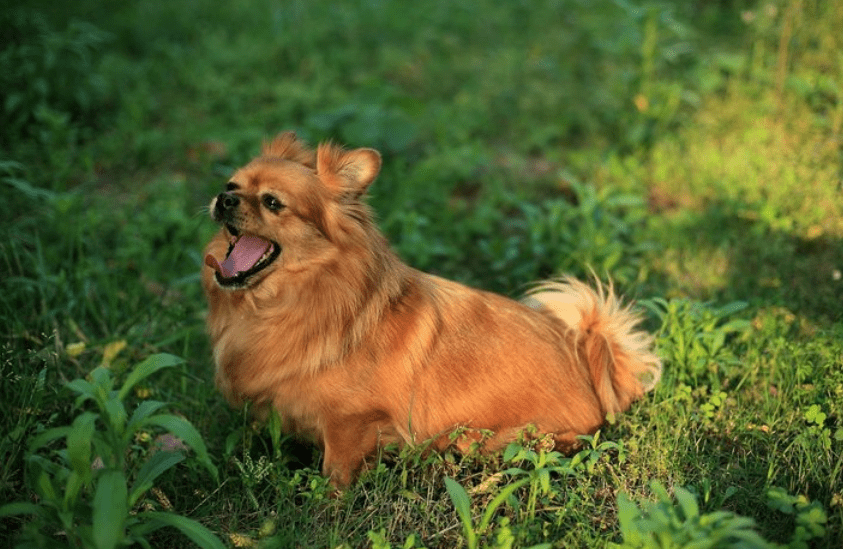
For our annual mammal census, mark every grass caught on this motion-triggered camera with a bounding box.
[1,0,841,547]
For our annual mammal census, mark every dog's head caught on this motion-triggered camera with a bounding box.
[204,132,382,289]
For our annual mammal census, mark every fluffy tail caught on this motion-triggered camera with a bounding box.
[523,277,661,416]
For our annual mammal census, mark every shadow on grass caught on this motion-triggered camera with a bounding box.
[652,199,843,325]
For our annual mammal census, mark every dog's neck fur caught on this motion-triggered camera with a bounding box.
[205,217,416,404]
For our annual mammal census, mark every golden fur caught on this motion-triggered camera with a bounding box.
[202,132,661,487]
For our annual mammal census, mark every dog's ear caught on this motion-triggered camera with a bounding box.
[262,132,316,168]
[316,142,382,199]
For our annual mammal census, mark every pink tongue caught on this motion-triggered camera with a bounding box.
[205,235,272,278]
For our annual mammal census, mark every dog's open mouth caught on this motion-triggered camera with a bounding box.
[204,226,281,287]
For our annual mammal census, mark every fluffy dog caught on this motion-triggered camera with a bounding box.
[202,132,661,487]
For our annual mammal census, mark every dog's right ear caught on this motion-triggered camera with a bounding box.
[262,132,316,168]
[316,142,382,199]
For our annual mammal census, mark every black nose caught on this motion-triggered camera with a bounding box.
[215,192,239,215]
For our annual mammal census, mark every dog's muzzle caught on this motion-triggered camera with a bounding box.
[213,192,240,222]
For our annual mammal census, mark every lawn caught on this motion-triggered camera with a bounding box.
[1,0,841,547]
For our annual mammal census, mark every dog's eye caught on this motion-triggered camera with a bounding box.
[262,194,284,212]
[226,182,239,191]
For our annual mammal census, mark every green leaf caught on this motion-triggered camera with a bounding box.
[135,511,227,549]
[105,398,128,434]
[90,367,114,394]
[36,470,58,502]
[478,478,529,532]
[616,492,642,542]
[93,469,128,549]
[118,354,184,401]
[503,442,522,462]
[129,451,185,506]
[674,486,700,521]
[27,426,72,453]
[767,486,796,514]
[0,502,44,518]
[444,477,476,548]
[267,407,283,458]
[140,414,217,482]
[67,412,98,475]
[445,477,471,523]
[64,470,87,508]
[127,400,169,432]
[66,378,96,399]
[650,480,671,502]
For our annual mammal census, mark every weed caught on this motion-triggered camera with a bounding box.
[643,298,750,387]
[0,354,223,549]
[613,482,828,549]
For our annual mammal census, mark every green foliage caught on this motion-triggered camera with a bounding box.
[766,487,828,548]
[0,354,223,549]
[0,10,111,164]
[613,481,770,549]
[644,298,750,387]
[613,482,828,549]
[444,476,547,549]
[382,178,653,293]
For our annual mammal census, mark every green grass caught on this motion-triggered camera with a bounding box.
[1,0,841,547]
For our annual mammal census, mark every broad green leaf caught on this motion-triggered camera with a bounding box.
[67,412,98,475]
[93,469,128,549]
[616,492,641,542]
[650,480,671,502]
[684,539,716,549]
[66,378,95,398]
[267,407,283,457]
[129,451,185,506]
[104,398,127,434]
[64,470,87,508]
[27,426,72,453]
[36,470,58,503]
[128,400,169,429]
[444,477,471,524]
[90,367,114,391]
[135,511,227,549]
[538,468,550,494]
[0,502,44,518]
[502,442,522,462]
[674,486,700,520]
[444,477,476,548]
[118,354,184,401]
[141,414,217,481]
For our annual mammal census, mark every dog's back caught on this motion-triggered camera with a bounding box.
[374,274,661,454]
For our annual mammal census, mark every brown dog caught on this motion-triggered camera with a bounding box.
[202,132,661,487]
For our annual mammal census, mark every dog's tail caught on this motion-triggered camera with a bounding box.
[523,277,661,416]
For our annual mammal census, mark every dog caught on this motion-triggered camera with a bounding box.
[202,132,661,487]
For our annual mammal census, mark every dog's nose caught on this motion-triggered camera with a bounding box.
[216,192,239,213]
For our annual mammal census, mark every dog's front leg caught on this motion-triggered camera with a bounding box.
[321,412,388,488]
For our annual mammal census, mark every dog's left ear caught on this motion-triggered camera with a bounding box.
[316,142,382,199]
